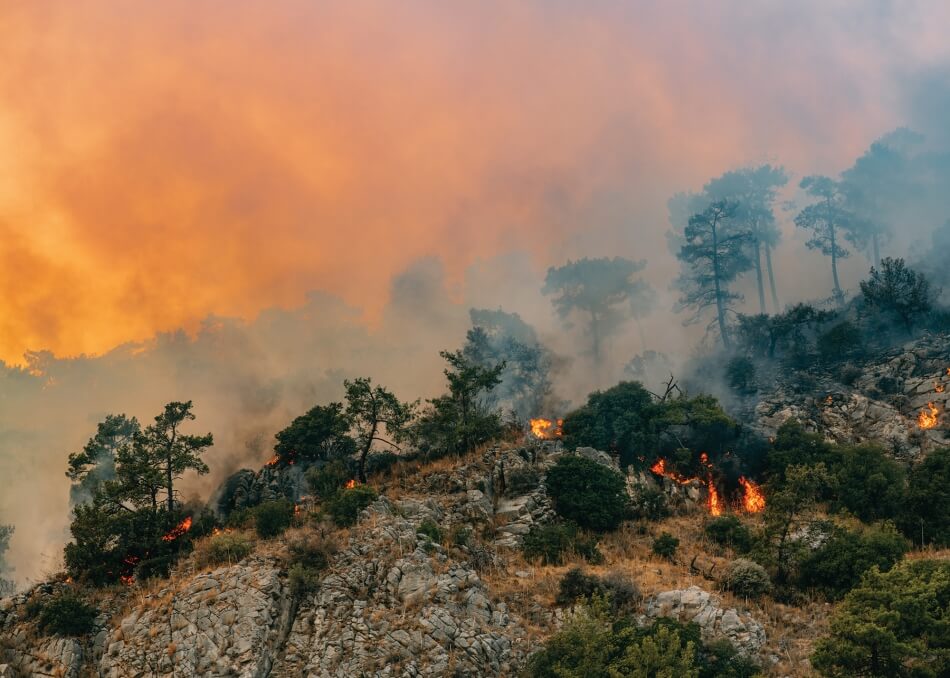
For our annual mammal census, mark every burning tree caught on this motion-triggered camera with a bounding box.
[542,257,653,365]
[674,200,753,349]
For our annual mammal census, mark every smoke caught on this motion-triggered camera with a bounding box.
[2,1,950,586]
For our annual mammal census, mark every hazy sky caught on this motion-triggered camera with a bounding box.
[2,1,950,585]
[1,1,947,364]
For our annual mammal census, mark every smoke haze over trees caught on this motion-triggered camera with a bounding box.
[3,1,950,587]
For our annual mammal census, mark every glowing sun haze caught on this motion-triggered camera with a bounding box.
[0,1,948,363]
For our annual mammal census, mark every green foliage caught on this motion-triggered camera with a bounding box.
[36,590,98,636]
[831,444,906,523]
[560,381,655,465]
[817,321,862,362]
[675,200,753,349]
[464,308,561,420]
[542,257,654,362]
[417,519,442,543]
[556,567,640,612]
[287,532,338,571]
[325,485,378,527]
[505,466,541,496]
[274,402,356,464]
[652,532,679,560]
[198,532,254,566]
[798,523,909,600]
[288,562,321,597]
[522,522,602,566]
[411,350,504,458]
[344,377,415,483]
[66,413,139,506]
[900,447,950,546]
[631,485,671,521]
[726,356,756,393]
[812,559,950,677]
[545,455,628,532]
[761,463,831,584]
[734,304,833,360]
[704,516,753,553]
[524,599,700,678]
[306,459,352,502]
[254,500,295,538]
[860,257,933,331]
[721,559,772,598]
[765,420,837,481]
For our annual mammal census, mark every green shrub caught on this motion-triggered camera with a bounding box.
[365,452,401,478]
[652,532,679,560]
[524,600,699,678]
[721,559,772,598]
[631,485,671,521]
[545,455,628,532]
[832,444,906,523]
[812,559,950,677]
[226,507,256,529]
[287,532,337,571]
[726,356,756,393]
[306,460,351,501]
[450,525,473,548]
[417,519,442,543]
[702,638,762,678]
[704,516,754,553]
[817,321,862,362]
[36,591,98,636]
[522,522,602,566]
[797,523,909,600]
[556,567,640,612]
[198,532,254,566]
[288,563,321,597]
[325,485,378,527]
[900,447,950,546]
[254,499,295,538]
[505,466,541,496]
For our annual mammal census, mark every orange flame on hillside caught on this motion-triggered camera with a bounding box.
[345,479,357,489]
[649,458,695,485]
[935,383,945,394]
[918,402,939,429]
[162,516,193,542]
[529,418,563,439]
[738,477,766,513]
[265,455,279,467]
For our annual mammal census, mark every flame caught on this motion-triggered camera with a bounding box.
[64,576,73,584]
[738,476,766,513]
[825,395,834,405]
[162,516,193,542]
[294,503,302,518]
[918,402,939,430]
[936,382,945,394]
[345,479,357,489]
[265,455,279,467]
[529,418,563,439]
[706,481,723,516]
[649,458,695,485]
[120,574,135,586]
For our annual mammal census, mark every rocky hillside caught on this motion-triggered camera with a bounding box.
[751,332,950,458]
[2,442,799,677]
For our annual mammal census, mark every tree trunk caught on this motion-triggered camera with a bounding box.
[358,421,376,484]
[753,239,766,314]
[711,219,731,349]
[830,223,843,306]
[765,243,779,311]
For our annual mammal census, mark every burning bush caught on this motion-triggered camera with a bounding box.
[545,455,628,532]
[721,559,772,598]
